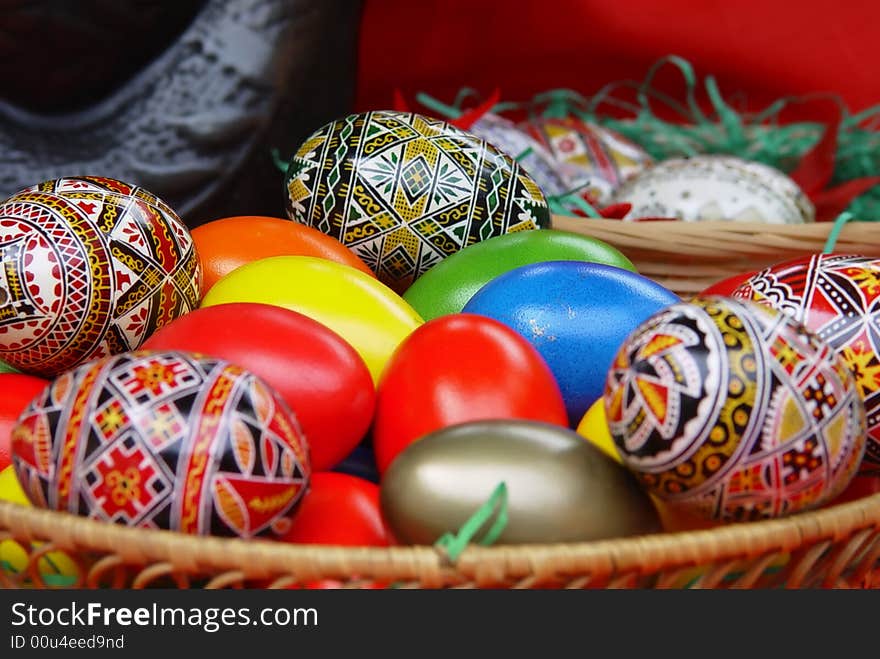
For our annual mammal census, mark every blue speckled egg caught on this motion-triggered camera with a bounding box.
[463,261,679,425]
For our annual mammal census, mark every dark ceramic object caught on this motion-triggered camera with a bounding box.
[0,0,363,227]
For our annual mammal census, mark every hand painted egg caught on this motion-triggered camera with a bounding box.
[731,253,880,475]
[0,177,202,378]
[521,117,654,205]
[610,155,814,223]
[380,419,661,545]
[463,261,679,425]
[604,296,866,521]
[11,351,310,538]
[468,113,571,196]
[284,111,551,292]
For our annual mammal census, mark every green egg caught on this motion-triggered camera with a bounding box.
[402,229,636,320]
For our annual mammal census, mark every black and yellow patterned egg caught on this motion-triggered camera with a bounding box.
[284,111,551,292]
[604,296,867,522]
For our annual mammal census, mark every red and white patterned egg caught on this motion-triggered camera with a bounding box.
[0,177,202,378]
[521,117,654,205]
[10,351,310,538]
[732,253,880,476]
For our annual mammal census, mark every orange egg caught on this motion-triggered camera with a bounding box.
[192,216,375,293]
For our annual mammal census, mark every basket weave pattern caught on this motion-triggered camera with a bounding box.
[552,217,880,297]
[2,218,880,589]
[2,492,880,589]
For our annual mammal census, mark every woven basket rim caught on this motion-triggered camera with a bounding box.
[3,490,880,584]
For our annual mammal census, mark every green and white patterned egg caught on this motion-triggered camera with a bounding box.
[284,111,551,292]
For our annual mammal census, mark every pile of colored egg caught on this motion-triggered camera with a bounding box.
[0,109,876,587]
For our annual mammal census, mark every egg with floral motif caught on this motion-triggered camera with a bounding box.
[11,351,310,538]
[732,253,880,475]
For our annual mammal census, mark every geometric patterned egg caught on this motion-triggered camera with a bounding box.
[521,117,654,206]
[467,113,571,197]
[732,254,880,476]
[604,296,866,522]
[610,155,815,224]
[0,177,202,378]
[10,351,310,538]
[284,111,550,293]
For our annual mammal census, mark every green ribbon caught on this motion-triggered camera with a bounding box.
[0,559,78,588]
[823,211,855,254]
[547,190,602,218]
[435,482,509,563]
[270,148,290,174]
[415,92,463,119]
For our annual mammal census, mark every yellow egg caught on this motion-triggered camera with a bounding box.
[576,398,623,463]
[201,256,424,383]
[0,466,79,586]
[0,466,28,505]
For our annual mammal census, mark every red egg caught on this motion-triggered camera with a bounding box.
[0,374,49,472]
[699,270,759,297]
[731,254,880,475]
[142,303,375,472]
[278,472,394,546]
[373,313,568,474]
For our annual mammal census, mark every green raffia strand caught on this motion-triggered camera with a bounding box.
[270,148,289,174]
[823,212,855,254]
[415,92,462,119]
[0,559,77,587]
[515,146,534,162]
[681,563,786,589]
[547,192,602,218]
[435,482,509,562]
[487,55,880,220]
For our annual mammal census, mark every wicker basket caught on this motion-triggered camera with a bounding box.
[2,217,880,590]
[552,217,880,297]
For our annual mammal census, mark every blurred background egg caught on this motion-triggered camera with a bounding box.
[380,419,661,545]
[201,255,423,384]
[522,116,654,205]
[731,253,880,476]
[284,110,550,292]
[11,351,310,538]
[142,303,375,473]
[468,112,572,198]
[605,296,866,521]
[611,155,814,223]
[0,176,202,377]
[463,261,679,425]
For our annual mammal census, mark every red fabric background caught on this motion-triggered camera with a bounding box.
[354,0,878,115]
